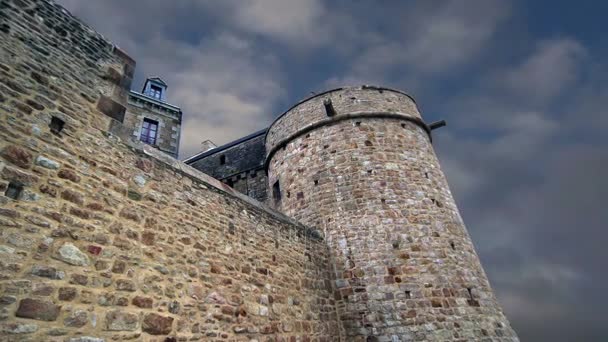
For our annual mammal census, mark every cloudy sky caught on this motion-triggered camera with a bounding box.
[57,1,607,340]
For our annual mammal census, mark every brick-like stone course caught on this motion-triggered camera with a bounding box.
[0,0,341,340]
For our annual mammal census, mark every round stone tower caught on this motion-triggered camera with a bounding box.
[265,86,518,341]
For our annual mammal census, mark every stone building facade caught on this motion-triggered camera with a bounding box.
[185,129,268,202]
[124,77,182,158]
[0,0,518,341]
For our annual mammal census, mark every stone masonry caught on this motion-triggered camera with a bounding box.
[124,86,182,159]
[0,0,518,341]
[266,87,519,341]
[186,130,268,203]
[0,0,341,340]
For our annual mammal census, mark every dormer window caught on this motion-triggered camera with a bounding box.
[141,77,168,102]
[140,118,158,145]
[149,84,162,100]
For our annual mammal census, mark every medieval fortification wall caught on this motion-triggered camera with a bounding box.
[265,87,518,340]
[0,0,518,341]
[0,0,341,341]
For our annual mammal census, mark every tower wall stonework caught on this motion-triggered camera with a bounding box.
[266,87,518,340]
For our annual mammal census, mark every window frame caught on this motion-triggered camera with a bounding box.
[139,118,159,145]
[149,84,163,100]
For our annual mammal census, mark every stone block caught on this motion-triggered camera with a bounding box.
[54,243,90,266]
[1,145,32,169]
[142,313,173,335]
[104,310,138,331]
[97,95,126,122]
[15,298,61,321]
[64,310,88,327]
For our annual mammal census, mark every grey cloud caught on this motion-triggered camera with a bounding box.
[341,0,511,81]
[58,0,286,158]
[499,38,587,104]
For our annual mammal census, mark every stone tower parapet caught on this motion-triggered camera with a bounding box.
[265,86,518,340]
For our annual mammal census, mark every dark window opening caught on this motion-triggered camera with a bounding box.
[467,287,480,306]
[250,171,256,178]
[405,291,411,299]
[364,140,372,146]
[401,123,406,128]
[367,170,372,175]
[305,133,310,138]
[323,98,336,116]
[314,179,319,186]
[381,198,386,203]
[450,241,455,250]
[272,180,281,203]
[286,191,291,198]
[50,116,65,135]
[225,178,234,187]
[424,172,429,179]
[219,155,226,165]
[355,121,361,126]
[5,181,23,200]
[139,118,158,145]
[149,84,162,100]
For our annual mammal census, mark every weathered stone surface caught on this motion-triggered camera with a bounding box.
[15,298,61,321]
[60,189,84,205]
[58,169,81,183]
[135,158,153,172]
[132,296,153,308]
[31,265,65,280]
[105,310,138,331]
[1,165,39,185]
[32,283,54,296]
[142,313,174,335]
[68,337,105,342]
[58,287,77,301]
[1,145,32,169]
[115,279,136,292]
[64,310,88,327]
[1,322,38,334]
[35,156,60,169]
[55,243,90,266]
[97,95,126,122]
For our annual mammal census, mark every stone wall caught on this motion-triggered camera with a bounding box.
[0,0,342,341]
[188,131,267,202]
[266,87,519,341]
